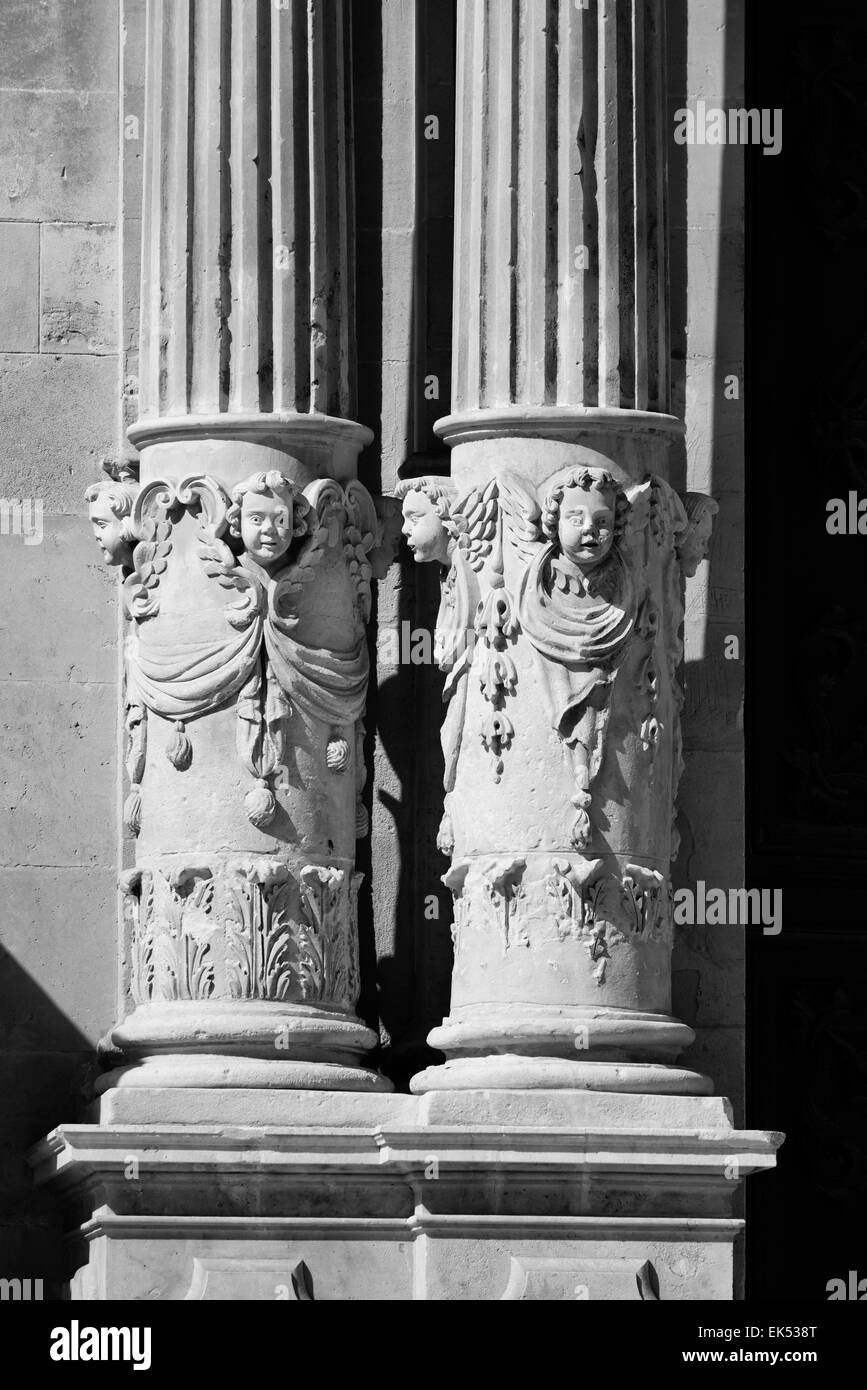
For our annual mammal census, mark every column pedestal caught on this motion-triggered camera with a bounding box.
[30,1091,780,1300]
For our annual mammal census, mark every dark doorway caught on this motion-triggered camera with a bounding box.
[747,0,867,1300]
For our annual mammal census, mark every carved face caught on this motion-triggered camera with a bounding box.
[557,486,616,568]
[88,493,133,568]
[401,490,450,565]
[240,490,294,568]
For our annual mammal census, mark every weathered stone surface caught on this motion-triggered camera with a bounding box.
[686,229,745,362]
[0,0,118,92]
[40,222,117,354]
[0,0,123,1286]
[673,924,745,1030]
[448,0,670,415]
[675,751,744,887]
[0,353,119,511]
[0,685,117,867]
[0,518,117,684]
[0,90,117,222]
[0,221,39,350]
[0,870,117,1044]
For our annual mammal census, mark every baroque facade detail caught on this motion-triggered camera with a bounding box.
[89,462,384,1090]
[89,468,377,838]
[124,859,360,1011]
[400,464,715,1091]
[12,0,787,1312]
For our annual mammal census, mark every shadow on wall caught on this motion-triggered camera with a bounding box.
[356,0,457,1091]
[0,944,99,1296]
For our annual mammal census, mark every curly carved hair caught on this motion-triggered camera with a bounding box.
[84,478,139,542]
[541,468,629,545]
[227,469,310,541]
[394,477,457,531]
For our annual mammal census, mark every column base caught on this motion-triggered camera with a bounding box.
[410,1056,713,1095]
[29,1089,781,1300]
[419,1004,709,1094]
[100,1056,391,1092]
[99,1001,391,1093]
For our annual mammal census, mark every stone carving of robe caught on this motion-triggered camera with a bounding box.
[517,543,635,762]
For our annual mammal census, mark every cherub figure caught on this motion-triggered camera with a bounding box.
[227,469,310,573]
[398,479,455,568]
[518,467,636,849]
[85,477,139,570]
[396,476,497,852]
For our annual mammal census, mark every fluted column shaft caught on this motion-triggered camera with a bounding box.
[451,0,669,418]
[139,0,355,421]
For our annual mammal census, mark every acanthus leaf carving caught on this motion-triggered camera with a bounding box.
[127,859,361,1011]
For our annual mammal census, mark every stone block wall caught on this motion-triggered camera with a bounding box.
[0,0,121,1285]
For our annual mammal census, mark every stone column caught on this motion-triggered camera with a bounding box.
[86,0,388,1092]
[405,0,713,1094]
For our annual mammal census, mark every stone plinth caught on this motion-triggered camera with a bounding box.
[30,1091,780,1300]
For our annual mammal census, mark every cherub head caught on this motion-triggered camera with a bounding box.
[85,478,139,569]
[541,468,628,570]
[395,478,456,566]
[228,469,309,570]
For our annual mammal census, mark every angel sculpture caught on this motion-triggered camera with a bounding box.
[227,469,310,574]
[227,471,373,829]
[516,466,636,849]
[397,476,497,853]
[85,463,376,837]
[85,476,139,570]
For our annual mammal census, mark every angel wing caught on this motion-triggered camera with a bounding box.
[195,532,262,630]
[343,480,377,624]
[497,470,544,566]
[269,479,344,629]
[450,478,498,572]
